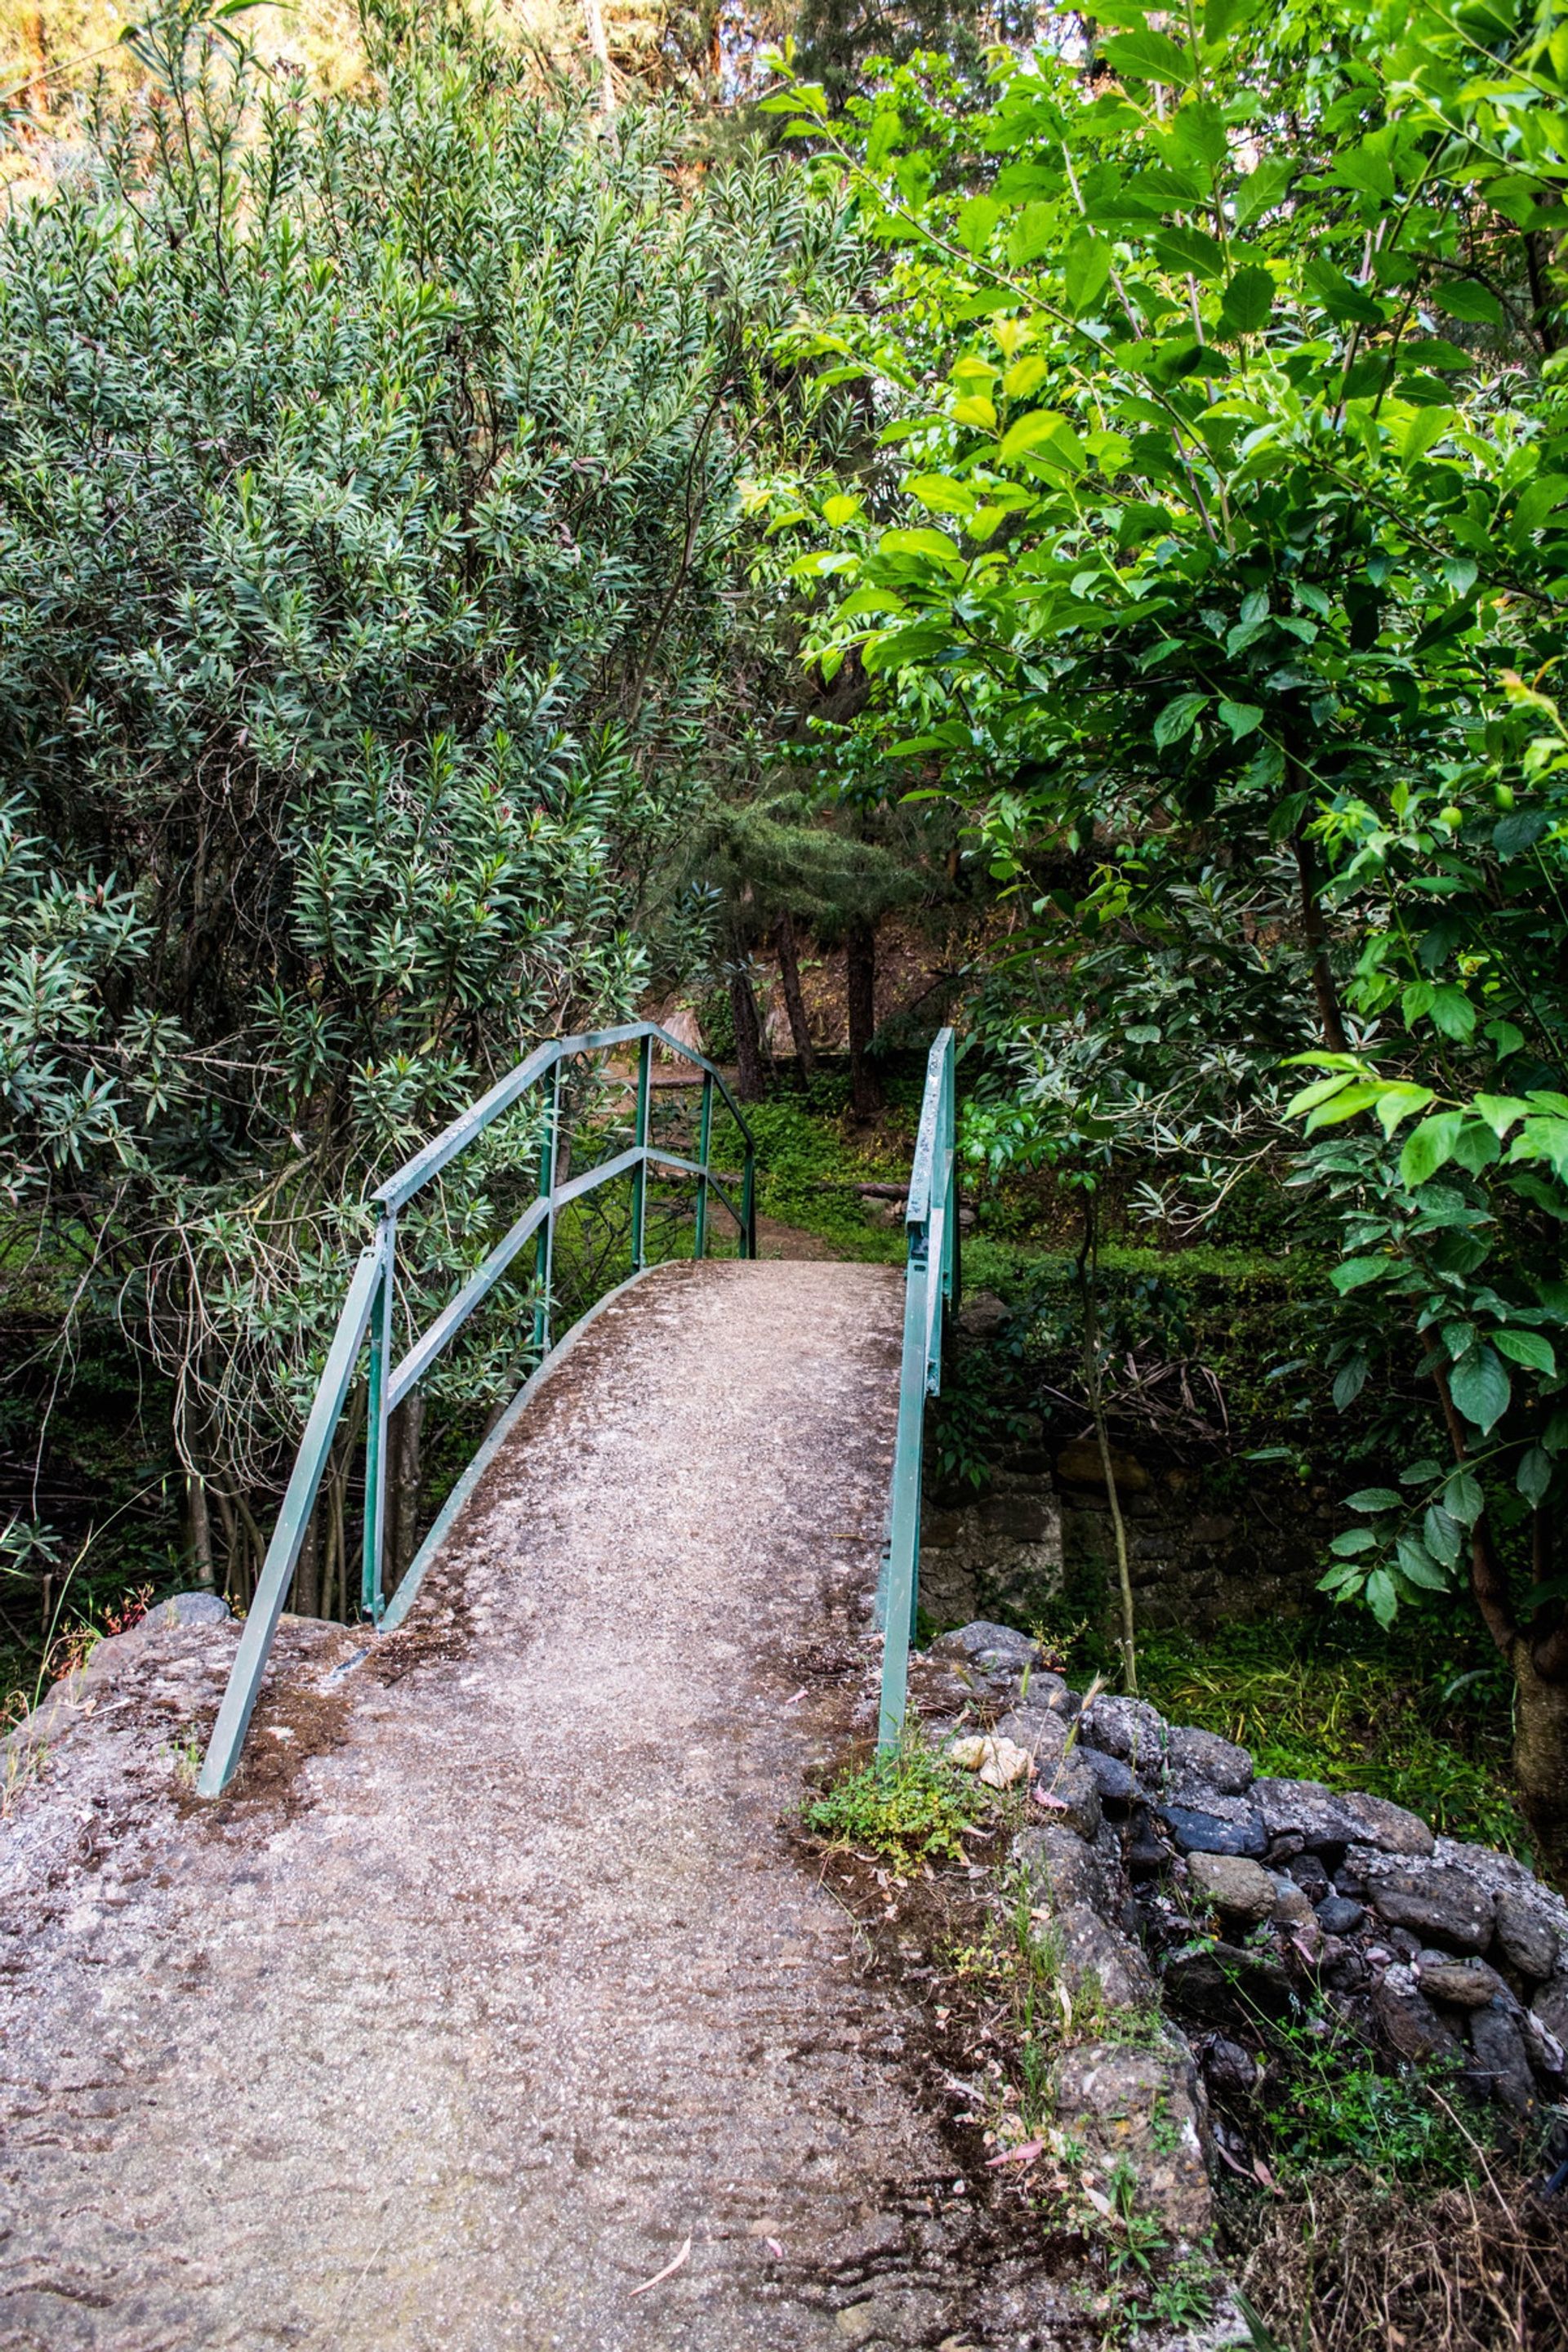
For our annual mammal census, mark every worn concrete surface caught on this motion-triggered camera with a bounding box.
[0,1262,1091,2352]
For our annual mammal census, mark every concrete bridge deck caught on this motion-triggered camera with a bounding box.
[0,1261,1065,2351]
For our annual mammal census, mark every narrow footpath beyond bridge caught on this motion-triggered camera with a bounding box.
[0,1262,1078,2351]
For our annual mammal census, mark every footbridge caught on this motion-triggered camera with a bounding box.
[0,1028,1069,2352]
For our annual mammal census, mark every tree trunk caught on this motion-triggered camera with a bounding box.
[1290,814,1349,1054]
[773,912,815,1076]
[185,1466,215,1589]
[581,0,616,116]
[728,961,764,1102]
[385,1389,426,1593]
[846,920,882,1121]
[1512,1642,1568,1890]
[291,1508,321,1618]
[22,9,47,120]
[1077,1197,1138,1695]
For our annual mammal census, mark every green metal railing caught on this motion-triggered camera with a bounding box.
[877,1026,960,1752]
[197,1022,756,1797]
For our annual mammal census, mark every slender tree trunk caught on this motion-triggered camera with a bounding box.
[22,10,47,120]
[1077,1196,1138,1694]
[1290,815,1349,1054]
[581,0,616,116]
[385,1390,426,1592]
[185,1466,215,1589]
[773,912,815,1076]
[291,1508,321,1618]
[1432,1363,1568,1885]
[845,920,882,1121]
[729,961,764,1102]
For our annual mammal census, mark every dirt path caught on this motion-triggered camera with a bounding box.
[0,1263,1077,2352]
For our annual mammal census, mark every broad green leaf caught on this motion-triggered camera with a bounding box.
[822,493,861,527]
[1428,985,1477,1041]
[952,394,997,430]
[1494,1328,1557,1374]
[1100,29,1196,84]
[1448,1345,1511,1434]
[1518,1446,1552,1505]
[1286,1072,1355,1116]
[1064,230,1114,314]
[1396,1535,1450,1592]
[876,527,963,571]
[1003,354,1048,399]
[1000,410,1087,471]
[1330,1256,1392,1293]
[1365,1567,1399,1626]
[907,473,976,515]
[1233,156,1292,227]
[1153,692,1208,747]
[1472,1094,1530,1138]
[1332,1356,1369,1407]
[1218,264,1274,337]
[1400,1111,1464,1187]
[1153,225,1226,280]
[1009,202,1055,265]
[1431,280,1504,326]
[958,195,1000,256]
[865,108,902,172]
[1333,142,1396,201]
[1306,1081,1385,1129]
[1346,1486,1401,1511]
[1329,1527,1375,1556]
[1217,698,1263,739]
[1374,1084,1436,1138]
[1445,1468,1485,1526]
[1422,1505,1463,1567]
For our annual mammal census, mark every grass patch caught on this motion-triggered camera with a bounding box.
[1132,1616,1521,1855]
[803,1739,982,1870]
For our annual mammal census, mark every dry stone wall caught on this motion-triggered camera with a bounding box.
[913,1623,1567,2202]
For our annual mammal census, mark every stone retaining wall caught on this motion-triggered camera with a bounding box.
[911,1622,1566,2216]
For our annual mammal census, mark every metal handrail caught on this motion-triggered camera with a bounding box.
[877,1027,959,1752]
[197,1022,756,1796]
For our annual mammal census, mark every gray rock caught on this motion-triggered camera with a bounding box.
[1254,1777,1434,1858]
[1054,2038,1212,2243]
[1521,2007,1565,2080]
[1158,1799,1267,1859]
[1013,1821,1117,1915]
[1080,1747,1136,1805]
[1187,1852,1275,1924]
[1079,1695,1167,1768]
[1531,1968,1568,2046]
[137,1591,231,1631]
[993,1706,1070,1769]
[1165,1725,1254,1797]
[1361,1855,1496,1953]
[1031,1754,1102,1842]
[1469,2002,1537,2115]
[956,1290,1009,1339]
[1204,2037,1259,2098]
[1054,1902,1155,2007]
[1371,1964,1461,2065]
[931,1619,1036,1668]
[1494,1889,1561,1981]
[1417,1955,1510,2010]
[1288,1852,1332,1903]
[1268,1875,1317,1931]
[1316,1895,1365,1936]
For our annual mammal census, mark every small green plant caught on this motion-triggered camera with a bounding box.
[803,1740,981,1870]
[167,1734,202,1789]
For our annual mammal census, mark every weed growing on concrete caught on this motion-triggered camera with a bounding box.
[803,1740,982,1872]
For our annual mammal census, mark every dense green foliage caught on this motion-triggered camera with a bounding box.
[0,2,856,1633]
[763,0,1568,1864]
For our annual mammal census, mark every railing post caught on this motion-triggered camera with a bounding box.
[361,1213,394,1623]
[694,1070,714,1259]
[740,1143,756,1260]
[942,1040,960,1311]
[630,1031,652,1271]
[535,1064,559,1356]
